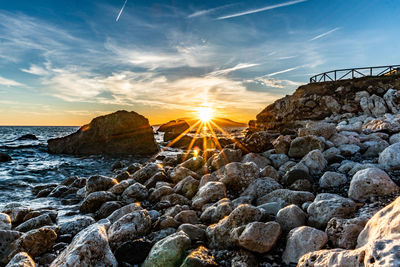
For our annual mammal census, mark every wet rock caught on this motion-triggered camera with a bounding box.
[15,214,53,232]
[86,175,118,194]
[6,252,35,267]
[9,227,57,260]
[272,135,291,154]
[379,142,400,171]
[80,191,117,213]
[111,160,124,171]
[0,230,23,265]
[108,179,135,195]
[219,162,259,195]
[319,171,347,188]
[282,226,328,265]
[174,176,199,199]
[177,224,205,243]
[122,182,148,201]
[288,135,324,158]
[298,121,337,139]
[240,177,282,200]
[0,153,12,162]
[276,204,306,232]
[51,223,117,267]
[48,110,158,155]
[1,205,30,225]
[210,148,242,170]
[114,238,153,265]
[174,210,199,224]
[348,168,399,201]
[131,163,163,184]
[170,166,199,184]
[326,217,368,249]
[143,231,191,267]
[108,209,151,250]
[59,216,96,236]
[48,185,69,198]
[0,213,11,230]
[181,246,218,267]
[96,201,123,219]
[241,153,270,169]
[192,182,227,210]
[200,198,232,224]
[307,193,357,229]
[256,189,315,207]
[234,221,281,253]
[206,204,262,249]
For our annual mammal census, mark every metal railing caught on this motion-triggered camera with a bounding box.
[309,65,400,83]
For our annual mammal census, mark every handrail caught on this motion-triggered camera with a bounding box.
[309,65,400,83]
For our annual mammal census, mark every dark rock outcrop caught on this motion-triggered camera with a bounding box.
[17,134,38,141]
[158,120,190,142]
[48,110,158,155]
[0,153,11,162]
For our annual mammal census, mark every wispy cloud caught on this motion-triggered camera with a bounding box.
[0,76,23,87]
[310,27,340,41]
[21,65,49,75]
[209,63,259,76]
[116,0,128,22]
[187,4,235,18]
[217,0,307,20]
[266,66,301,76]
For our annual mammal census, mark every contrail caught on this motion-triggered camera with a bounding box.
[116,0,128,22]
[309,27,340,41]
[217,0,307,20]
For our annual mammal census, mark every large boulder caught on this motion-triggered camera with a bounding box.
[192,182,226,210]
[218,162,260,195]
[298,121,337,139]
[48,110,158,155]
[288,135,324,158]
[6,252,35,267]
[379,142,400,171]
[158,120,190,142]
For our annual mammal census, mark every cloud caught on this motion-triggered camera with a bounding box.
[116,0,128,22]
[187,4,235,18]
[0,76,23,86]
[21,65,49,75]
[208,63,259,76]
[217,0,307,20]
[310,27,340,41]
[266,66,301,76]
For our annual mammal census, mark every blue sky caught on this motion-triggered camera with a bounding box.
[0,0,399,125]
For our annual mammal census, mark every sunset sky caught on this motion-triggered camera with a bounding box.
[0,0,399,125]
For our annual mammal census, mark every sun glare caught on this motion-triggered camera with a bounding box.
[197,107,213,122]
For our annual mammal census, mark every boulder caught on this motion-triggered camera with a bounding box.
[383,88,400,113]
[299,149,327,175]
[170,166,198,184]
[131,163,163,184]
[16,134,38,141]
[241,153,270,169]
[268,153,289,169]
[48,110,158,155]
[15,214,53,232]
[326,217,368,249]
[288,136,324,158]
[177,224,205,242]
[360,94,387,117]
[180,246,218,267]
[50,223,117,267]
[379,143,400,171]
[0,230,23,265]
[348,168,399,202]
[59,216,96,236]
[173,176,199,199]
[319,171,347,188]
[192,182,227,210]
[200,198,232,223]
[0,213,11,230]
[307,193,357,229]
[86,175,117,194]
[218,162,259,195]
[174,210,199,224]
[178,156,204,172]
[80,191,116,213]
[6,252,35,267]
[143,231,191,267]
[282,226,328,265]
[298,122,337,139]
[297,248,365,267]
[243,131,275,153]
[210,148,242,170]
[276,204,306,232]
[159,120,190,142]
[240,177,282,200]
[256,189,315,207]
[272,135,291,154]
[113,239,152,266]
[0,153,11,162]
[122,183,148,201]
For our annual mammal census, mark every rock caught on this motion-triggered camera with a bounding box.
[338,144,360,156]
[364,115,400,133]
[174,210,199,224]
[297,248,365,267]
[235,221,281,253]
[348,168,399,201]
[0,230,23,265]
[241,153,270,169]
[326,217,368,249]
[206,204,262,249]
[86,175,117,194]
[149,186,174,203]
[282,226,328,265]
[240,177,282,200]
[290,179,313,192]
[298,122,337,139]
[389,133,400,144]
[51,223,117,267]
[108,179,135,195]
[276,204,306,232]
[59,216,96,236]
[48,110,158,155]
[170,166,199,184]
[243,131,275,153]
[299,149,327,175]
[108,209,151,249]
[15,214,53,232]
[161,193,191,206]
[257,201,285,216]
[272,135,291,154]
[177,224,205,242]
[260,165,281,181]
[256,189,315,207]
[200,198,232,224]
[360,94,387,117]
[282,164,311,186]
[218,162,259,195]
[379,142,400,171]
[288,135,324,158]
[6,252,35,267]
[132,163,163,184]
[122,183,148,201]
[173,176,199,199]
[337,122,363,133]
[0,153,12,162]
[1,205,30,225]
[192,182,227,210]
[80,191,116,213]
[362,139,389,157]
[9,228,57,259]
[17,134,38,141]
[114,238,153,265]
[0,213,11,230]
[268,153,289,169]
[180,246,218,267]
[143,231,191,267]
[96,201,124,219]
[384,88,400,113]
[161,120,190,142]
[319,171,347,188]
[211,148,242,170]
[178,156,204,172]
[307,193,357,229]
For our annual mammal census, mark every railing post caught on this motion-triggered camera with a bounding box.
[334,71,336,81]
[370,67,372,76]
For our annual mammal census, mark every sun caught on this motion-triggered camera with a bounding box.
[197,107,214,122]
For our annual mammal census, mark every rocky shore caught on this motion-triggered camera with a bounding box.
[2,76,400,266]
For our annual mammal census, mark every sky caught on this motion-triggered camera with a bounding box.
[0,0,400,126]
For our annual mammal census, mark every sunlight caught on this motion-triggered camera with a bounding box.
[197,107,214,122]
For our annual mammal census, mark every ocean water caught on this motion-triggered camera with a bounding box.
[0,126,148,205]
